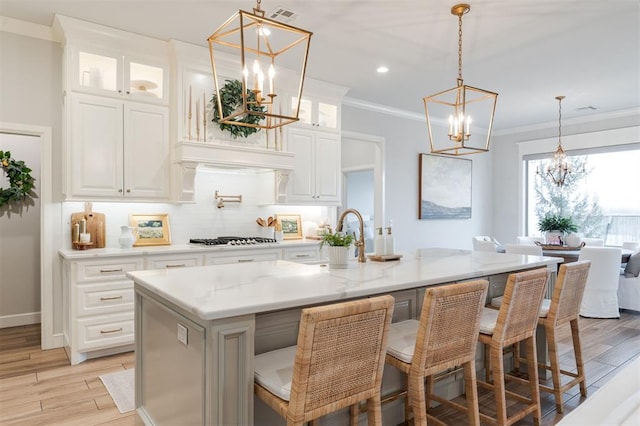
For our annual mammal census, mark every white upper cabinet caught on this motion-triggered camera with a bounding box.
[72,46,168,104]
[283,128,341,204]
[290,95,340,132]
[69,94,170,200]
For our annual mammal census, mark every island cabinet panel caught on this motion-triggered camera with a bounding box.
[137,292,205,426]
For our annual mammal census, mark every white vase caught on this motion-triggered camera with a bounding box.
[119,226,135,249]
[565,233,582,247]
[328,246,349,269]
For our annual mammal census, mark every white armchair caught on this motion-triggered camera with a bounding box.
[578,246,623,318]
[505,243,543,256]
[516,236,545,245]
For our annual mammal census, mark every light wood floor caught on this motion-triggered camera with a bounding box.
[1,312,639,425]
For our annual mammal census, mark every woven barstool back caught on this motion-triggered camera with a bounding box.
[492,268,549,346]
[254,295,395,426]
[548,261,591,324]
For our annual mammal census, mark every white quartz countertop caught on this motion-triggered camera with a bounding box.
[128,248,561,321]
[59,239,321,260]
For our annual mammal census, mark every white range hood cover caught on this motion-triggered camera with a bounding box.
[176,141,295,171]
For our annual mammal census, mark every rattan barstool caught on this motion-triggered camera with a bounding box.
[513,261,591,413]
[383,280,489,426]
[254,295,395,426]
[478,268,548,426]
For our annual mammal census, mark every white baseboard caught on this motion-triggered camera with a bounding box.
[0,312,41,329]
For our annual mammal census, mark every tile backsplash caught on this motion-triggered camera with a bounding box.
[62,167,333,249]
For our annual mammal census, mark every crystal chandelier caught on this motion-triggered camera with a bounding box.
[539,95,574,187]
[207,0,312,130]
[424,4,498,156]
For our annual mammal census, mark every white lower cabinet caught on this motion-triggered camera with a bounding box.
[63,257,143,364]
[62,244,320,364]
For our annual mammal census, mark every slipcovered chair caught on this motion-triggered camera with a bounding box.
[618,250,640,312]
[581,237,604,247]
[622,241,640,252]
[504,243,543,256]
[254,295,395,426]
[472,237,498,252]
[578,246,623,318]
[516,236,545,245]
[472,236,493,250]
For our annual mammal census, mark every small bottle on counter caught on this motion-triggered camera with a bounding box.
[374,227,385,256]
[384,224,394,255]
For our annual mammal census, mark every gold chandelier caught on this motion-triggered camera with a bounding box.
[538,95,574,187]
[207,0,312,130]
[424,4,498,156]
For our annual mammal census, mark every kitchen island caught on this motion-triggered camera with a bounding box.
[129,248,561,426]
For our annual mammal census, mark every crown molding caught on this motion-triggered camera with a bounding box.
[0,15,57,42]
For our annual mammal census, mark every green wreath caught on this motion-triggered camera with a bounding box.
[211,79,266,139]
[0,150,36,207]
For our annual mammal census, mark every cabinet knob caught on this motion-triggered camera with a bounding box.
[118,90,122,94]
[118,189,123,193]
[126,189,131,193]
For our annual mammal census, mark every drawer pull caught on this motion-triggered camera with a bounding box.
[237,259,254,263]
[100,328,123,334]
[165,264,187,268]
[99,268,124,273]
[295,254,311,258]
[100,295,123,301]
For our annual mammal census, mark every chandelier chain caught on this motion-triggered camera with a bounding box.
[457,13,464,83]
[557,96,563,147]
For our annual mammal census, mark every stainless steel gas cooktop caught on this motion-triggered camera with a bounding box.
[189,236,277,246]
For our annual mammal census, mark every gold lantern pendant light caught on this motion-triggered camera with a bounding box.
[207,0,312,131]
[424,4,498,156]
[539,95,573,187]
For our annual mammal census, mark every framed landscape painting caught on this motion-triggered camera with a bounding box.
[276,214,303,240]
[419,154,472,220]
[130,213,171,246]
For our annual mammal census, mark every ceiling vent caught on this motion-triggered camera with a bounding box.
[267,7,298,23]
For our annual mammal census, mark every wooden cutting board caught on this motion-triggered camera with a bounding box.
[71,202,106,249]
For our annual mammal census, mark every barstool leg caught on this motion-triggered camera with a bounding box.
[525,336,542,426]
[463,361,481,425]
[570,319,587,398]
[366,395,383,426]
[546,324,564,413]
[491,345,508,426]
[408,374,427,426]
[349,403,359,426]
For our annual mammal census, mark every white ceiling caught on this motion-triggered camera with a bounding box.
[2,0,639,132]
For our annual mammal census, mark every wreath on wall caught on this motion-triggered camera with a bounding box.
[0,151,36,207]
[210,79,266,139]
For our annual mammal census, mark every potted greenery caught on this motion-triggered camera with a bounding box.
[320,232,354,269]
[537,215,578,245]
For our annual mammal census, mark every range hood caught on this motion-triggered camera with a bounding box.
[174,141,294,202]
[176,141,295,171]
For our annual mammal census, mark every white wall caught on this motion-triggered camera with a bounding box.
[342,105,494,250]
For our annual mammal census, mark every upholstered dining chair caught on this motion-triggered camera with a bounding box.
[504,243,544,256]
[581,237,604,246]
[578,246,623,318]
[622,241,640,253]
[472,236,496,251]
[254,295,395,426]
[384,280,488,426]
[516,236,545,245]
[478,268,548,426]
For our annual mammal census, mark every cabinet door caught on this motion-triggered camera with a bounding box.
[123,103,170,199]
[70,95,124,198]
[286,128,315,202]
[73,47,123,96]
[313,132,341,203]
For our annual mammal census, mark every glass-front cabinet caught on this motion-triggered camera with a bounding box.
[73,46,167,104]
[290,95,340,131]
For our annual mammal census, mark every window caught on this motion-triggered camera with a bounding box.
[525,145,640,246]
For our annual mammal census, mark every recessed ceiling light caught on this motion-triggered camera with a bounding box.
[376,66,389,73]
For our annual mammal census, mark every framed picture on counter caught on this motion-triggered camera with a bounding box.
[419,154,472,220]
[276,214,303,240]
[130,213,171,246]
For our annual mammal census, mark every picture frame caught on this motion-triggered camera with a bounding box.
[276,214,303,240]
[419,154,472,220]
[129,214,171,246]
